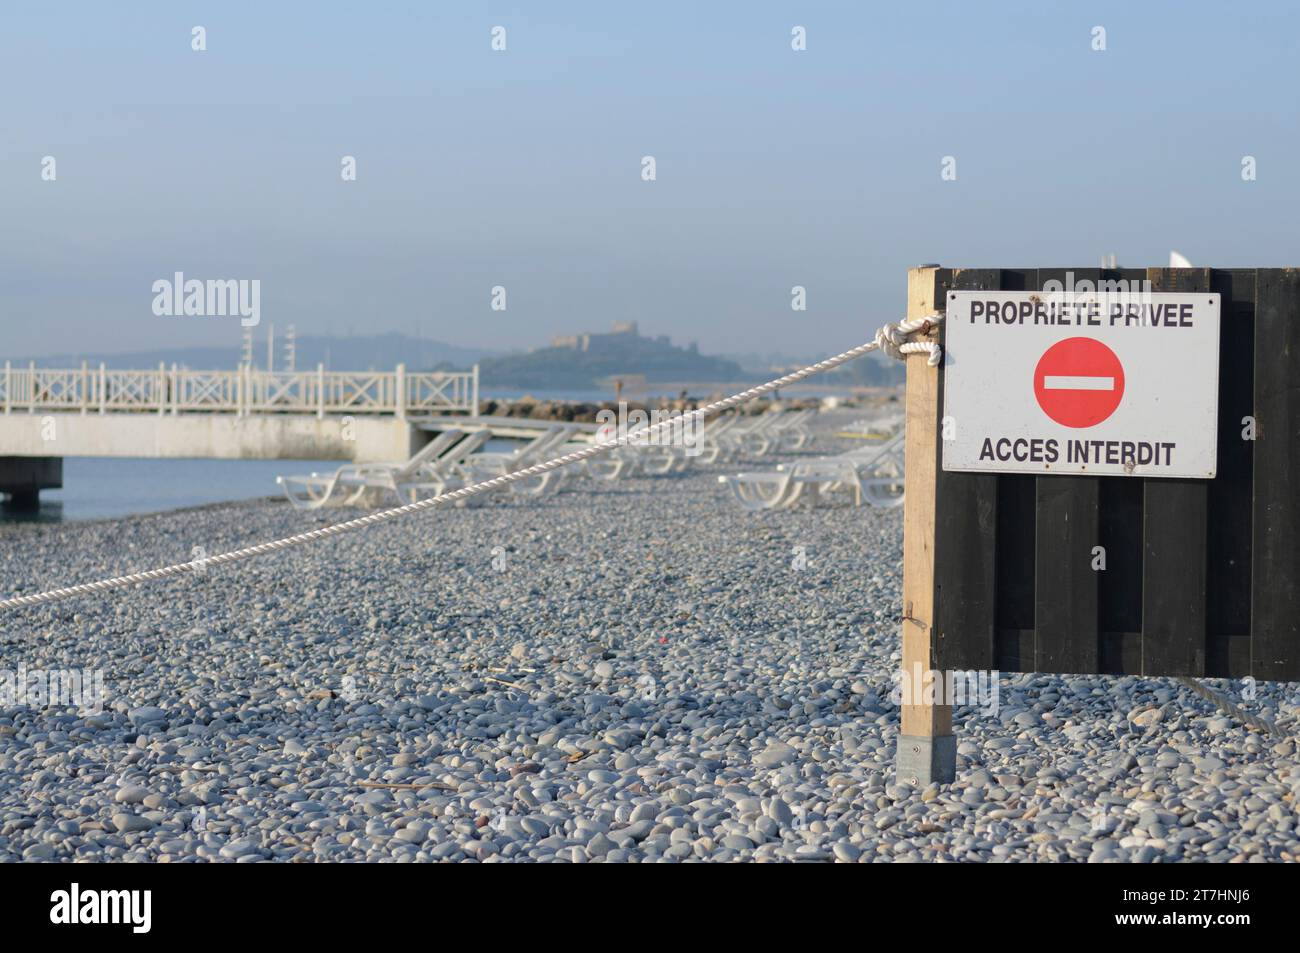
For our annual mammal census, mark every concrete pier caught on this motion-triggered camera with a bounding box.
[0,414,420,464]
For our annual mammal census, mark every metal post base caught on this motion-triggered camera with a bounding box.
[896,733,957,786]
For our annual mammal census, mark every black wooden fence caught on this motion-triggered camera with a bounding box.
[932,267,1299,680]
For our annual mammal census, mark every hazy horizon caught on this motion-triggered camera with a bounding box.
[11,323,866,375]
[4,1,1298,360]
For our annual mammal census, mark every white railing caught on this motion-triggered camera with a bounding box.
[0,362,478,417]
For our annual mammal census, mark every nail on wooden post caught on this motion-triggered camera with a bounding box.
[896,265,956,786]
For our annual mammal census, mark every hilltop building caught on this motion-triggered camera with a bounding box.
[483,321,742,390]
[551,321,641,353]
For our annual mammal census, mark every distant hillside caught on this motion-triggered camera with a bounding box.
[728,350,904,388]
[21,332,494,371]
[479,326,744,389]
[16,327,899,387]
[826,352,905,387]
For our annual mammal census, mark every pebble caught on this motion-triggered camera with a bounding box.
[754,742,797,767]
[1129,707,1163,728]
[767,798,794,827]
[0,411,1287,863]
[127,706,166,727]
[833,843,862,862]
[111,813,156,833]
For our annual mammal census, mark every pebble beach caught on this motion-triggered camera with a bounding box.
[1,416,1298,863]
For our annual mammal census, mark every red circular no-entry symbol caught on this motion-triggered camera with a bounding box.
[1033,337,1125,428]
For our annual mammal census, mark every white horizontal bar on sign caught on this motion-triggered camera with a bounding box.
[1042,375,1115,391]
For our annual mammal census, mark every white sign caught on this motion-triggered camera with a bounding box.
[942,290,1221,478]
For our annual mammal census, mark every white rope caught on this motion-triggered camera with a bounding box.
[1174,676,1285,738]
[0,315,942,611]
[875,321,942,366]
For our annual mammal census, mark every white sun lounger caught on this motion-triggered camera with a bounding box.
[388,430,493,501]
[772,408,816,451]
[675,414,746,467]
[740,408,816,454]
[718,432,905,510]
[276,429,489,509]
[714,413,781,460]
[594,413,733,478]
[452,424,579,498]
[582,412,727,481]
[837,412,904,441]
[692,414,741,463]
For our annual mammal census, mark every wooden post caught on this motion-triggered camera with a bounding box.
[158,361,166,416]
[896,265,957,786]
[98,363,106,414]
[4,361,10,414]
[81,360,88,414]
[395,363,406,421]
[317,363,325,419]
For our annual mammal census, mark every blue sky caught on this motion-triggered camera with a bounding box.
[1,1,1296,361]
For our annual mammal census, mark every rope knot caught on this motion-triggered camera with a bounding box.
[872,322,910,361]
[875,314,944,366]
